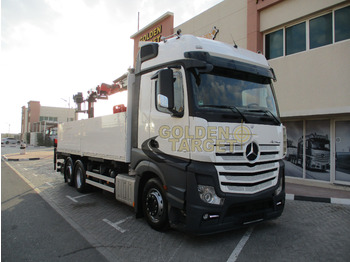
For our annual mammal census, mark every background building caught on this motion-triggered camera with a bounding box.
[131,0,350,186]
[131,12,174,66]
[21,100,76,145]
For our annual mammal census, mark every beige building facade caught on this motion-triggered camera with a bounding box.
[21,101,76,143]
[173,0,350,186]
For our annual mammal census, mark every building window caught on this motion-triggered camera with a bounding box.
[305,120,330,181]
[335,5,350,42]
[40,116,49,121]
[40,116,58,122]
[265,5,350,59]
[284,121,303,178]
[309,13,332,49]
[286,22,306,55]
[265,29,283,60]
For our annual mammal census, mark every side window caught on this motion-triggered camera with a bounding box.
[155,70,184,115]
[309,13,332,49]
[265,29,283,60]
[286,22,306,55]
[335,5,350,42]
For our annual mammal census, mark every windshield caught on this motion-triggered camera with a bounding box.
[310,140,330,151]
[189,67,280,125]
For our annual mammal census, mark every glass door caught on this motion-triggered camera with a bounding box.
[334,120,350,185]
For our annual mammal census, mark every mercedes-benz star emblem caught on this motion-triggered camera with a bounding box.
[245,142,259,162]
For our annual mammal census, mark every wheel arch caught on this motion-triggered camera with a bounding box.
[134,160,166,218]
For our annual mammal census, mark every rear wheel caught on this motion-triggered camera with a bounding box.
[64,158,74,186]
[74,160,87,193]
[142,178,169,231]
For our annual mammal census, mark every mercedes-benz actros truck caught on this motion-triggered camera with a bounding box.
[55,33,287,234]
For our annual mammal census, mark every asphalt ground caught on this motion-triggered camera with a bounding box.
[1,161,108,262]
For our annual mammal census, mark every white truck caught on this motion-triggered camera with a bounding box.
[55,34,287,234]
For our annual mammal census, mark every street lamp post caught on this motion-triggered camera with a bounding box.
[61,98,71,122]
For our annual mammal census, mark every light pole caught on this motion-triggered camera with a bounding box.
[61,98,71,122]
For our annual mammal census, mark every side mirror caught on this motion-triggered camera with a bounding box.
[158,69,174,110]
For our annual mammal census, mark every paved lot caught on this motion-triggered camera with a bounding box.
[2,162,108,262]
[2,146,350,261]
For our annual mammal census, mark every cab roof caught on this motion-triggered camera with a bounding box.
[139,35,270,72]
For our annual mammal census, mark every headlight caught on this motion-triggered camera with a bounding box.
[275,176,284,196]
[198,185,224,205]
[283,126,287,157]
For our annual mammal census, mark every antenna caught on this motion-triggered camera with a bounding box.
[230,34,238,48]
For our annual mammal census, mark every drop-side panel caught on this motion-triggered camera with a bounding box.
[57,113,128,162]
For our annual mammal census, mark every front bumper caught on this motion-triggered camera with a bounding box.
[183,189,285,235]
[171,160,285,235]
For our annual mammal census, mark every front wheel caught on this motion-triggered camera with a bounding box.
[142,178,169,231]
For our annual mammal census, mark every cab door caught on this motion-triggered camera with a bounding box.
[149,66,190,161]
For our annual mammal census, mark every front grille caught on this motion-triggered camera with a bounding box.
[215,143,280,194]
[313,153,330,163]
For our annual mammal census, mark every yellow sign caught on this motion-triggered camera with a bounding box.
[202,26,219,40]
[139,25,162,42]
[158,123,256,153]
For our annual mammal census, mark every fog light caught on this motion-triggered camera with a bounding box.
[198,185,224,205]
[202,213,220,221]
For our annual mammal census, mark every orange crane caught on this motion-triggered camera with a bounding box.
[73,74,127,118]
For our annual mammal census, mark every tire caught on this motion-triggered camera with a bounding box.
[64,158,75,186]
[74,160,87,193]
[142,178,169,231]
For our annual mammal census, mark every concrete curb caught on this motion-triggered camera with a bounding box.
[2,155,41,161]
[2,149,53,162]
[286,193,350,206]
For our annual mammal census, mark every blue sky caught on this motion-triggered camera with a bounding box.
[1,0,222,133]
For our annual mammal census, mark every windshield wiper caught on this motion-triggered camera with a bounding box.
[247,109,280,124]
[199,105,248,123]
